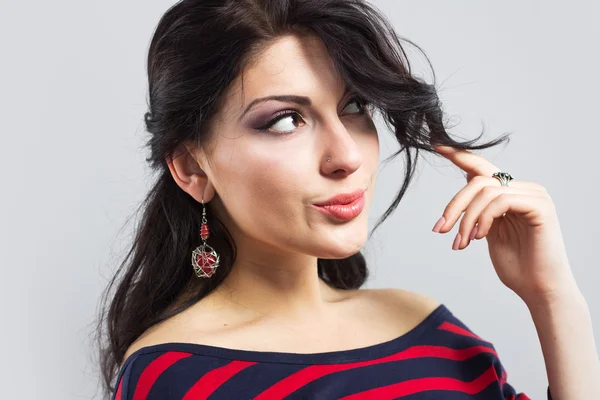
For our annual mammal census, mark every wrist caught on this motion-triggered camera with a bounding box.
[524,284,587,317]
[521,278,585,312]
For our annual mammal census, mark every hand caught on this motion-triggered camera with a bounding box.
[431,145,578,305]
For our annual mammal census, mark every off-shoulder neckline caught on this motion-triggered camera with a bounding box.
[119,303,449,369]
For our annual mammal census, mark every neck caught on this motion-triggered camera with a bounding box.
[212,239,341,323]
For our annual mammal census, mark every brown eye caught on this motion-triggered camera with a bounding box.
[268,113,304,132]
[258,111,306,135]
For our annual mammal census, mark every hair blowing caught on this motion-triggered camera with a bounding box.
[94,0,510,397]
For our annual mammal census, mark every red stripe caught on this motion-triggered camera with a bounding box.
[517,394,532,400]
[182,360,257,400]
[132,352,192,400]
[115,378,123,400]
[254,345,497,399]
[438,321,485,341]
[500,369,507,386]
[339,365,501,399]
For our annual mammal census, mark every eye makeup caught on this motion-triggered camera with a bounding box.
[255,108,305,133]
[249,95,371,136]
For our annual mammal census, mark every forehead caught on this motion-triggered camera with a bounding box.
[224,34,346,116]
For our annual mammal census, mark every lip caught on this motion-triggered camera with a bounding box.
[314,189,366,207]
[313,189,366,221]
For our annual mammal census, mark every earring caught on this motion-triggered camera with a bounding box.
[191,198,220,278]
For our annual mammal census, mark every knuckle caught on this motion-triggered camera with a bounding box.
[472,175,487,185]
[497,192,511,202]
[444,198,461,214]
[459,213,472,230]
[481,185,498,196]
[479,211,490,223]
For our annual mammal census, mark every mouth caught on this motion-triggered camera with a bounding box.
[313,189,366,221]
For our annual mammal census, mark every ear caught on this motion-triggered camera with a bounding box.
[166,142,216,204]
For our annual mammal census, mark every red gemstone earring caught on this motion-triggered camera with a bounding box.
[191,198,220,278]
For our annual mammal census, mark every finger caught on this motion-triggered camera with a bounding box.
[454,187,541,250]
[474,193,552,239]
[434,176,547,234]
[433,145,499,177]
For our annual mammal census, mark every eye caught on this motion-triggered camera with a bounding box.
[258,110,306,135]
[256,95,371,135]
[342,96,368,115]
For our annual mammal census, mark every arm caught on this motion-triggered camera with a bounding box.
[525,282,600,400]
[430,146,599,398]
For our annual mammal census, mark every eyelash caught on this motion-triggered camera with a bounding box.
[256,95,371,135]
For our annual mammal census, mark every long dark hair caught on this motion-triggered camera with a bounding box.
[94,0,510,398]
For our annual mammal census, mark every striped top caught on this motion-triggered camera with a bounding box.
[113,304,553,399]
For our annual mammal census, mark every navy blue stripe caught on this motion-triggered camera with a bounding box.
[397,384,508,400]
[124,351,169,400]
[208,361,307,399]
[290,353,504,399]
[113,353,139,400]
[414,327,496,349]
[146,354,231,399]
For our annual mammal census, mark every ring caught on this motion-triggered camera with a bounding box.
[492,172,514,187]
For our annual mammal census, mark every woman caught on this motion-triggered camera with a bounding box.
[95,0,600,399]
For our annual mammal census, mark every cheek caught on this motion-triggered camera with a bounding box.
[244,163,298,210]
[212,142,308,234]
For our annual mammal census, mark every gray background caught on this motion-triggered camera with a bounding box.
[1,0,598,398]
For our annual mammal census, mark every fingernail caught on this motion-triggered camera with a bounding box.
[452,232,462,250]
[469,225,478,241]
[432,216,445,233]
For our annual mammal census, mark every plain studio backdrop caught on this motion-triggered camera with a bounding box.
[0,0,598,399]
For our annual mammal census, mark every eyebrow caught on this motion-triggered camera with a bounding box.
[240,86,352,119]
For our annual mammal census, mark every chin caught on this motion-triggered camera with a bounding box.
[315,232,367,259]
[318,246,363,259]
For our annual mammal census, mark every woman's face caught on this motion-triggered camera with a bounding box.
[198,34,379,259]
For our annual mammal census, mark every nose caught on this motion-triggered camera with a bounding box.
[320,118,363,178]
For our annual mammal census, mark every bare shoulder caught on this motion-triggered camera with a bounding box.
[119,294,259,368]
[119,288,442,368]
[120,324,165,370]
[119,305,208,369]
[359,287,442,322]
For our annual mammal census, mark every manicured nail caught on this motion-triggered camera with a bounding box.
[452,232,462,250]
[432,216,446,233]
[469,225,478,241]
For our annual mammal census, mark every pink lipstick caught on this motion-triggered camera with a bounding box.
[313,189,366,221]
